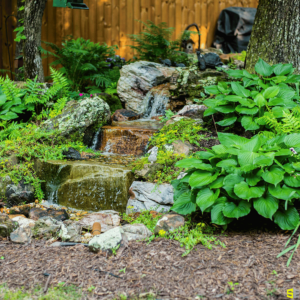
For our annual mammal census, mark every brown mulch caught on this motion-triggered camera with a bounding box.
[0,232,299,299]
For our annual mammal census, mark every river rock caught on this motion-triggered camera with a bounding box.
[126,182,174,214]
[77,210,120,232]
[117,61,176,114]
[59,223,82,243]
[154,214,185,235]
[29,207,69,221]
[32,217,63,239]
[12,216,35,228]
[89,227,128,253]
[5,179,35,207]
[112,109,141,122]
[10,226,32,244]
[122,223,152,241]
[0,213,18,237]
[172,140,193,156]
[42,96,111,146]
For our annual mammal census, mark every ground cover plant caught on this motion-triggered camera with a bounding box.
[171,131,300,230]
[204,59,300,132]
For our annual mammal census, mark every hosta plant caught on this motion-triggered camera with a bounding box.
[204,59,300,131]
[171,132,300,230]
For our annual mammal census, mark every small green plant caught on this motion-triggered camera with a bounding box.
[227,281,239,294]
[87,286,95,292]
[171,131,300,230]
[234,51,246,62]
[272,270,278,276]
[0,256,4,260]
[204,59,300,132]
[111,244,120,255]
[159,109,175,123]
[119,268,126,274]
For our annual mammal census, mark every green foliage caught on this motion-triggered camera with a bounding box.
[150,118,205,148]
[233,51,246,62]
[171,132,300,230]
[128,20,189,65]
[159,109,175,123]
[42,37,118,91]
[204,59,300,132]
[0,123,94,200]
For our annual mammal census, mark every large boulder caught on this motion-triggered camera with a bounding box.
[126,182,174,214]
[10,226,32,244]
[42,96,111,146]
[0,214,18,237]
[117,61,176,113]
[32,217,63,239]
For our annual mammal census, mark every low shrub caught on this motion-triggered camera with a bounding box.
[171,132,300,230]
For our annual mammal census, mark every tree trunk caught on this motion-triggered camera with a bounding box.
[15,0,25,81]
[23,0,47,82]
[246,0,300,74]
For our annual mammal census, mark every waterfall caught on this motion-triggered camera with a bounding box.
[143,84,170,118]
[90,127,102,151]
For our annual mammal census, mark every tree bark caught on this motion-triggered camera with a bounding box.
[15,0,25,81]
[246,0,300,74]
[23,0,47,82]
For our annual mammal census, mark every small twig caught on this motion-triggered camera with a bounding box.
[93,268,123,279]
[43,274,52,294]
[212,115,218,133]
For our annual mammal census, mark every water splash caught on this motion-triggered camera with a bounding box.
[90,127,102,150]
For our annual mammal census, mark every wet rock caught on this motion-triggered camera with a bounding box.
[9,205,31,217]
[177,105,207,119]
[134,163,164,180]
[11,216,35,228]
[154,213,185,234]
[62,147,81,160]
[89,227,128,253]
[59,223,82,243]
[77,210,121,232]
[112,109,141,122]
[5,180,35,207]
[126,182,174,214]
[32,217,63,239]
[42,96,111,146]
[10,226,32,244]
[29,207,69,221]
[172,140,193,156]
[117,61,177,114]
[0,213,18,237]
[122,223,152,241]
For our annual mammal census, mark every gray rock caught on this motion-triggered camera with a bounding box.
[172,140,193,156]
[10,226,32,244]
[154,214,185,235]
[134,163,163,180]
[122,223,152,241]
[126,182,174,214]
[177,105,207,119]
[32,217,63,239]
[12,216,35,228]
[42,96,111,146]
[0,214,18,237]
[117,61,177,113]
[59,223,82,243]
[89,227,128,253]
[0,176,12,200]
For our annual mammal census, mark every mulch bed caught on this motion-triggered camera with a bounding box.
[0,232,299,300]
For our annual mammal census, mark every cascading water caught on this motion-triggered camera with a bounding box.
[90,127,102,151]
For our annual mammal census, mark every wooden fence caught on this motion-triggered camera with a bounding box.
[0,0,258,78]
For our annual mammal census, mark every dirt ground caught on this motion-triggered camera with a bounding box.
[0,231,299,300]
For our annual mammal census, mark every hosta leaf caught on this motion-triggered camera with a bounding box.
[253,155,274,167]
[215,106,235,114]
[255,58,273,77]
[218,132,248,148]
[268,184,300,201]
[225,69,244,78]
[175,158,213,171]
[263,86,280,99]
[261,166,285,186]
[253,195,279,219]
[273,63,294,76]
[203,108,217,116]
[0,95,6,105]
[275,149,292,156]
[224,95,243,102]
[284,175,300,188]
[216,116,237,126]
[211,203,232,225]
[234,181,265,200]
[292,162,300,171]
[254,93,266,107]
[284,163,295,174]
[241,116,260,131]
[277,88,295,101]
[284,134,300,148]
[245,169,263,186]
[223,201,251,219]
[209,176,224,189]
[218,82,229,93]
[205,85,220,95]
[196,152,214,160]
[231,82,251,97]
[0,111,18,120]
[223,174,244,188]
[238,151,260,167]
[274,207,300,230]
[189,171,219,188]
[196,188,220,213]
[216,159,238,168]
[236,105,259,115]
[212,144,227,155]
[171,202,197,215]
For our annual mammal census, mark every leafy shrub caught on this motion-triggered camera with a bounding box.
[42,37,118,91]
[171,132,300,230]
[128,20,189,65]
[204,59,300,132]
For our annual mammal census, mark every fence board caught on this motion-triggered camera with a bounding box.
[0,0,259,77]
